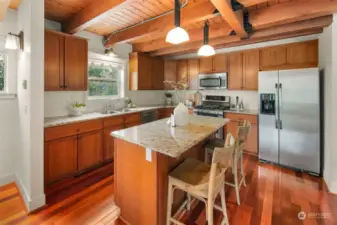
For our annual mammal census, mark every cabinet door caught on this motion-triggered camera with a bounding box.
[125,121,142,128]
[104,125,124,161]
[286,40,318,67]
[138,54,152,90]
[151,58,164,90]
[244,123,258,155]
[78,130,103,172]
[224,121,238,138]
[213,54,228,73]
[164,60,177,90]
[260,46,286,70]
[242,50,259,90]
[176,60,188,83]
[44,136,77,186]
[188,59,199,90]
[228,52,243,90]
[64,36,88,90]
[45,30,64,91]
[199,57,213,74]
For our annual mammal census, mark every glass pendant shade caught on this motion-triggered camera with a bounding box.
[166,27,189,44]
[198,45,215,56]
[198,21,215,56]
[5,34,18,50]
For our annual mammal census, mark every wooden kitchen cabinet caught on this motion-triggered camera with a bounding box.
[78,130,103,172]
[224,113,258,155]
[286,40,318,68]
[188,59,199,90]
[199,57,213,74]
[199,54,227,74]
[176,60,188,82]
[164,60,177,90]
[45,30,64,91]
[228,52,243,90]
[260,46,287,70]
[129,52,152,90]
[151,58,165,90]
[44,136,78,186]
[242,49,259,90]
[64,35,88,90]
[44,29,88,91]
[104,125,124,161]
[157,108,174,119]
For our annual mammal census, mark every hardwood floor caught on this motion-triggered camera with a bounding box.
[1,155,336,225]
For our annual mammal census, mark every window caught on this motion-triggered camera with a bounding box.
[0,54,6,92]
[88,58,123,98]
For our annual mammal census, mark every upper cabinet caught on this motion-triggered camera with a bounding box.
[242,50,259,90]
[260,40,318,71]
[164,60,177,90]
[199,54,228,74]
[228,52,243,90]
[44,29,88,91]
[129,52,164,90]
[176,60,188,82]
[188,59,199,90]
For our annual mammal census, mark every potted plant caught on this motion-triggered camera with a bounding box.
[163,76,189,126]
[70,102,86,116]
[164,92,173,105]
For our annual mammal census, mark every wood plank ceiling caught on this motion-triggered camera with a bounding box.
[45,0,337,57]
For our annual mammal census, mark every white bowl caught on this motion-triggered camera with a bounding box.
[70,107,87,116]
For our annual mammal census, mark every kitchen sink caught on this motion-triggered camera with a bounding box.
[101,110,118,115]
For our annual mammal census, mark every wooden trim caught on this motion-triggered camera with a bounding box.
[237,0,268,7]
[44,29,88,41]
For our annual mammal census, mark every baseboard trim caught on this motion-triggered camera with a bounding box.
[0,173,46,212]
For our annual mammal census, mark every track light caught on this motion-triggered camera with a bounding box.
[198,22,215,57]
[166,0,189,44]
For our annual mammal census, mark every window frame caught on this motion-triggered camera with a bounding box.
[87,52,125,101]
[0,53,8,94]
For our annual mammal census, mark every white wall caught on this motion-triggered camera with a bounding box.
[319,15,337,194]
[0,10,20,186]
[44,20,167,118]
[16,0,45,211]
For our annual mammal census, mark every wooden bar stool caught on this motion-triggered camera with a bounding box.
[166,133,236,225]
[205,121,251,206]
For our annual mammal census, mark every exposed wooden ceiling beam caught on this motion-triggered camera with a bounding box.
[209,0,247,38]
[0,0,10,21]
[133,22,232,52]
[151,16,330,56]
[237,0,268,7]
[63,0,136,34]
[250,0,337,30]
[166,28,323,57]
[104,0,216,47]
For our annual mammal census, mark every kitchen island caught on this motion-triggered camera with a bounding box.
[111,115,229,225]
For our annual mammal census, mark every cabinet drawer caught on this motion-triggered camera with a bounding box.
[124,112,141,124]
[224,113,257,124]
[45,119,103,141]
[103,116,124,128]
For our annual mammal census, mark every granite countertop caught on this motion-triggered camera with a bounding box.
[111,115,229,158]
[44,105,175,128]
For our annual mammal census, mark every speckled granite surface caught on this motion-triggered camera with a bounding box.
[44,105,175,128]
[111,115,229,158]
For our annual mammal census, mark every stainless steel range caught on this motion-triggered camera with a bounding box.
[194,95,231,139]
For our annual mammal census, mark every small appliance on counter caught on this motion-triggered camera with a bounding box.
[193,95,231,139]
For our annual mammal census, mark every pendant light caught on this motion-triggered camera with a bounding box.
[198,21,215,57]
[105,48,117,57]
[166,0,189,44]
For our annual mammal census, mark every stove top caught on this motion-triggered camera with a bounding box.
[194,104,229,111]
[193,95,231,116]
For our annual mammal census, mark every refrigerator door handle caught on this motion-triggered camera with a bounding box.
[279,83,283,109]
[275,119,278,129]
[279,120,283,130]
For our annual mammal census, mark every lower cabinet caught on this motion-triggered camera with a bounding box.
[104,125,124,161]
[125,121,142,128]
[157,108,174,119]
[224,113,258,155]
[78,130,104,172]
[44,136,78,186]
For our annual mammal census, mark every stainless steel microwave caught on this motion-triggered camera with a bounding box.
[198,73,227,90]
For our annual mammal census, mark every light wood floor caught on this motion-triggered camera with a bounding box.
[1,155,336,225]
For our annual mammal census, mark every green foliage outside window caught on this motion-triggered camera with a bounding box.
[88,61,120,97]
[0,58,4,91]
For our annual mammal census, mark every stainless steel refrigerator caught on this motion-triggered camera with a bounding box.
[258,68,321,175]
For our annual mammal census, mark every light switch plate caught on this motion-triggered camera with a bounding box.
[146,148,152,162]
